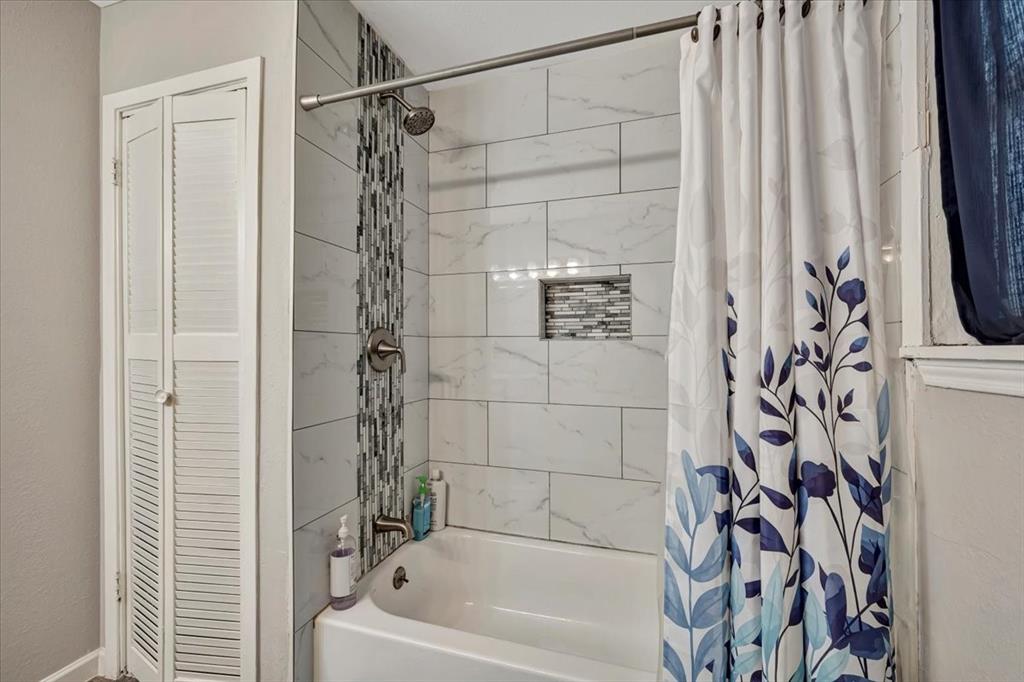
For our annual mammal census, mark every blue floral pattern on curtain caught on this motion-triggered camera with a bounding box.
[665,3,895,681]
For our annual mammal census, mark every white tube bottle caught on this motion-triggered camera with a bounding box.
[330,515,358,610]
[429,469,447,531]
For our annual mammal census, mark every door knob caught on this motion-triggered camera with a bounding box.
[153,390,173,405]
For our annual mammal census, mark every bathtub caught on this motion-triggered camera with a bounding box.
[314,527,659,681]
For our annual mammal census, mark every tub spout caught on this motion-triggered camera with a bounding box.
[374,515,412,541]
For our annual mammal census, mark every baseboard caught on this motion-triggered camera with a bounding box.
[39,648,102,682]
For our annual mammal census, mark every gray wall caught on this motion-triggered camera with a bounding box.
[290,2,428,678]
[0,1,102,680]
[911,376,1024,681]
[99,2,297,678]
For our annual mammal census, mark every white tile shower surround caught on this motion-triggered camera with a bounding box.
[295,135,359,250]
[294,233,359,334]
[295,40,359,170]
[424,38,686,555]
[291,4,432,671]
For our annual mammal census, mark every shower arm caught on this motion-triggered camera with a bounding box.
[299,13,699,111]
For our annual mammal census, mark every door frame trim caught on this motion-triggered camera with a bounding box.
[100,57,263,680]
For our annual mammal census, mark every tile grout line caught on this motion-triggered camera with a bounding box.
[429,111,680,155]
[427,184,680,218]
[430,458,662,486]
[427,260,674,278]
[430,397,667,412]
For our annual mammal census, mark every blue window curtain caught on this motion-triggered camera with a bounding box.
[933,0,1024,344]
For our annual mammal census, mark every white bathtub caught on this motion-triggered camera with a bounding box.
[314,527,659,681]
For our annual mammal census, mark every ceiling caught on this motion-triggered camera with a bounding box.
[351,0,715,89]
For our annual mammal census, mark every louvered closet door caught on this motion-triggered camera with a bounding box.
[121,100,165,682]
[166,89,255,682]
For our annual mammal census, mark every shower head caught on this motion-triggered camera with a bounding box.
[380,91,435,136]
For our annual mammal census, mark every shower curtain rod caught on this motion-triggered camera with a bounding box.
[299,13,699,110]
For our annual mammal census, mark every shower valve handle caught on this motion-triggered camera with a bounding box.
[367,327,406,373]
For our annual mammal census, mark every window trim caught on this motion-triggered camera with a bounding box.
[896,0,1023,395]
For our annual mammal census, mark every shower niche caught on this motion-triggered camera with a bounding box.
[539,274,632,340]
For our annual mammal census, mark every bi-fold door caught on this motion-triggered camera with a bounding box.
[118,87,256,682]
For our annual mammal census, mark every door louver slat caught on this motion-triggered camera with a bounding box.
[173,361,241,680]
[128,359,161,668]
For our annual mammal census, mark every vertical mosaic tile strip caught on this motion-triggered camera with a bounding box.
[542,276,632,339]
[357,17,405,572]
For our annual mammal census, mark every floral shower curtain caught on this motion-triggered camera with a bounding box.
[663,2,894,681]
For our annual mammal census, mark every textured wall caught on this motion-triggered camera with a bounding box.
[912,374,1024,681]
[99,2,297,678]
[0,2,102,680]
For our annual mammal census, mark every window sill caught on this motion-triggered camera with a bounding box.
[900,345,1024,397]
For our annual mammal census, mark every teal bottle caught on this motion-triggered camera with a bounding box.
[411,475,432,541]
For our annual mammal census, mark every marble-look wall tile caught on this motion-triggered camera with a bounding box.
[621,114,680,192]
[428,69,548,151]
[438,462,550,537]
[292,417,358,529]
[293,496,360,626]
[489,403,622,477]
[295,136,358,250]
[293,332,358,429]
[622,409,667,483]
[429,146,486,212]
[294,233,358,333]
[487,265,619,337]
[550,474,662,553]
[298,0,358,85]
[430,337,548,402]
[881,173,901,324]
[403,269,429,336]
[548,38,679,132]
[622,262,673,336]
[296,41,358,168]
[429,203,546,275]
[429,273,486,336]
[487,125,619,206]
[404,400,429,470]
[550,337,667,408]
[547,188,677,268]
[403,336,429,404]
[429,399,488,465]
[403,202,429,274]
[294,618,314,681]
[404,136,429,212]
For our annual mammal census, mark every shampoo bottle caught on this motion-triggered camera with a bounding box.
[429,469,447,531]
[411,475,432,541]
[329,515,358,610]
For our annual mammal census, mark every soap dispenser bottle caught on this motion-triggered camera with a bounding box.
[329,515,358,610]
[411,475,432,541]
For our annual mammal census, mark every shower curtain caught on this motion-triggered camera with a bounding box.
[663,2,893,681]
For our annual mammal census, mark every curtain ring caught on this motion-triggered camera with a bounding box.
[779,5,786,22]
[802,0,812,17]
[713,23,721,40]
[691,26,699,42]
[757,11,764,29]
[838,1,845,11]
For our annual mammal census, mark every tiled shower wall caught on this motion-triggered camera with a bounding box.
[290,2,427,679]
[425,37,682,555]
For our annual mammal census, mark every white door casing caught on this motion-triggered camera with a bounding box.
[101,59,261,682]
